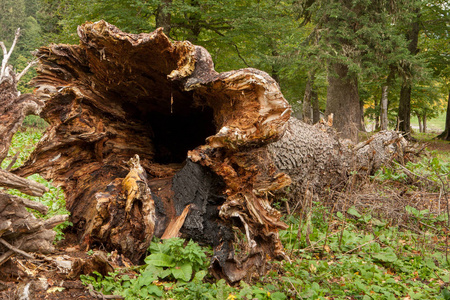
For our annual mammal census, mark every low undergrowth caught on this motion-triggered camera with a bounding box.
[0,127,71,241]
[4,124,450,299]
[80,202,450,299]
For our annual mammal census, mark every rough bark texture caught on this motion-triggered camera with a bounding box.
[326,63,361,142]
[437,90,450,140]
[268,118,408,202]
[398,83,412,133]
[14,21,409,282]
[398,11,420,136]
[302,72,314,124]
[380,85,389,130]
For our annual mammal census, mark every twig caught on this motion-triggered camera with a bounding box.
[285,277,303,300]
[15,59,38,82]
[343,239,377,255]
[0,250,14,266]
[0,237,34,259]
[301,228,345,251]
[5,151,20,171]
[391,160,437,187]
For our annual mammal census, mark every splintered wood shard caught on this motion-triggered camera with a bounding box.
[14,20,409,282]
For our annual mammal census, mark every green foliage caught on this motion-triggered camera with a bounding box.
[1,127,70,241]
[276,202,450,299]
[372,155,450,190]
[144,237,208,282]
[81,238,211,299]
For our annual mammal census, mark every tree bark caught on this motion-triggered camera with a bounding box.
[156,0,172,36]
[423,113,427,133]
[437,89,450,140]
[302,72,314,124]
[326,63,361,142]
[398,82,412,134]
[398,9,421,136]
[380,85,389,130]
[14,21,409,283]
[417,113,423,133]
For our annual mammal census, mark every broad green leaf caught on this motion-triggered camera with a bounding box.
[271,291,287,300]
[147,285,163,297]
[139,271,157,286]
[144,253,175,267]
[347,206,362,218]
[172,263,192,282]
[372,249,397,263]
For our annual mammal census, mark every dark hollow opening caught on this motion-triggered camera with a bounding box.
[145,106,216,164]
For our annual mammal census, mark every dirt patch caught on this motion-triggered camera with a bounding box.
[425,139,450,152]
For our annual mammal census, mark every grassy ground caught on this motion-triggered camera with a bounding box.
[410,112,446,133]
[3,123,450,299]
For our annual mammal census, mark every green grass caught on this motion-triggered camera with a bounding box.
[410,112,446,133]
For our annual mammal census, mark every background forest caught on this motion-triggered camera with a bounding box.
[2,1,450,299]
[1,0,449,138]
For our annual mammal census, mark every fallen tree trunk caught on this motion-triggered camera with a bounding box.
[15,21,409,282]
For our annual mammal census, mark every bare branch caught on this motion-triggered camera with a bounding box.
[0,28,21,81]
[16,59,38,82]
[0,237,35,259]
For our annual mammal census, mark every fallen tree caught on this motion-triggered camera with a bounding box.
[13,21,410,283]
[0,29,68,271]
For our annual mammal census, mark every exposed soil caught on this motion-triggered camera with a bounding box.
[425,139,450,152]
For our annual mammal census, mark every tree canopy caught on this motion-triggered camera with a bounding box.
[1,0,449,137]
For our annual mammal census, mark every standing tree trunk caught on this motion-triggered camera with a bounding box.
[302,72,315,124]
[360,100,366,132]
[398,82,412,134]
[423,113,427,133]
[380,85,389,130]
[417,113,423,133]
[14,21,410,283]
[398,9,421,136]
[380,68,394,131]
[437,90,450,140]
[326,63,361,142]
[156,0,172,36]
[311,89,320,124]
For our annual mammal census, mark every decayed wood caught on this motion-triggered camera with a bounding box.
[14,21,409,282]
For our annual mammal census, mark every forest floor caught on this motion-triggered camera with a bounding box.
[1,124,450,299]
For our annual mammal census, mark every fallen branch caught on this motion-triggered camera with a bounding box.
[0,250,14,267]
[0,169,48,197]
[0,238,34,259]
